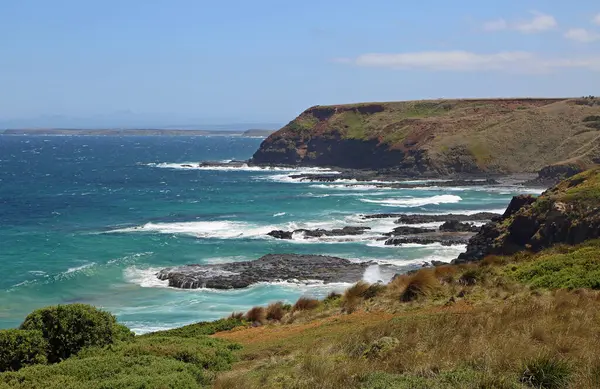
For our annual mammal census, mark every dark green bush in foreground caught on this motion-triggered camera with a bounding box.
[0,333,240,389]
[20,304,134,363]
[0,330,47,372]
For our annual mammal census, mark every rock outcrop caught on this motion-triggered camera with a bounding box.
[439,220,480,233]
[156,254,373,289]
[267,226,371,240]
[385,233,473,247]
[252,99,600,174]
[456,168,600,263]
[392,213,501,224]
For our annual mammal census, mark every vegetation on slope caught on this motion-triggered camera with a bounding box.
[459,167,600,261]
[0,305,242,389]
[213,240,600,389]
[252,97,600,174]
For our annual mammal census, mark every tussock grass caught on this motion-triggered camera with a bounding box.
[392,269,441,302]
[265,302,286,322]
[245,307,266,325]
[292,297,320,312]
[215,241,600,388]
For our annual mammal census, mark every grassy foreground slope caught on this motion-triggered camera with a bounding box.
[213,241,600,389]
[252,97,600,174]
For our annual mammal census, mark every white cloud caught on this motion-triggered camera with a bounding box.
[565,28,600,43]
[483,11,557,33]
[594,14,600,26]
[335,51,600,73]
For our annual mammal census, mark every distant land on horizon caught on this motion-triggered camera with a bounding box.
[0,128,276,137]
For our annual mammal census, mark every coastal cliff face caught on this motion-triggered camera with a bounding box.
[252,98,600,174]
[457,168,600,262]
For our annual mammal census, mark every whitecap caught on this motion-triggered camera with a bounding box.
[360,194,462,207]
[106,220,275,239]
[123,267,169,288]
[65,262,96,274]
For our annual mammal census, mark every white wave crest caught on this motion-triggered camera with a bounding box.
[360,194,462,207]
[65,262,96,274]
[124,267,169,288]
[107,220,275,239]
[148,162,339,174]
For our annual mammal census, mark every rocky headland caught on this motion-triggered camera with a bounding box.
[251,98,600,176]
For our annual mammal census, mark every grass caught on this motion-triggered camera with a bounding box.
[265,302,287,322]
[245,307,266,324]
[0,335,241,389]
[506,240,600,289]
[261,97,600,174]
[213,240,600,389]
[292,297,320,312]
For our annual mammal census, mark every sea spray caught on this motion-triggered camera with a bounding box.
[363,264,384,284]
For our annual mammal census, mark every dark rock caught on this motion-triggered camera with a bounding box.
[157,254,374,289]
[394,212,501,224]
[386,226,437,236]
[439,220,480,233]
[385,232,473,247]
[267,226,370,240]
[431,260,447,267]
[267,230,293,239]
[502,195,536,218]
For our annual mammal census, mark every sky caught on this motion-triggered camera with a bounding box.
[1,0,600,127]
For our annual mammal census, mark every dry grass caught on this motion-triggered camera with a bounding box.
[214,243,600,388]
[292,297,320,312]
[228,312,244,320]
[244,307,266,325]
[390,268,441,302]
[215,289,600,388]
[265,302,286,322]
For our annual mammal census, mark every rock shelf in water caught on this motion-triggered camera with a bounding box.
[156,254,374,289]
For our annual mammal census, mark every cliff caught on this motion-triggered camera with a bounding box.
[252,97,600,175]
[457,167,600,262]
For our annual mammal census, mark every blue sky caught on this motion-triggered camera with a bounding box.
[1,0,600,126]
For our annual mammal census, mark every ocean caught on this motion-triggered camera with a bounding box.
[0,135,543,333]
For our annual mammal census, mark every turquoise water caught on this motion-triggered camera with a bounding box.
[0,135,542,333]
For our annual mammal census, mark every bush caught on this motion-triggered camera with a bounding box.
[399,269,440,302]
[266,302,287,321]
[0,336,241,389]
[521,356,571,388]
[293,297,320,312]
[143,317,245,338]
[0,330,47,372]
[19,304,132,363]
[245,307,266,324]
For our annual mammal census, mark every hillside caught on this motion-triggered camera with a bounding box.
[252,97,600,176]
[458,167,600,262]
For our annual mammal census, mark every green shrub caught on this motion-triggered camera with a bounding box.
[521,356,571,389]
[507,242,600,289]
[0,333,241,389]
[0,330,47,372]
[20,304,131,363]
[141,317,245,338]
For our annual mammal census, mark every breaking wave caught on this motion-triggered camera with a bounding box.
[360,194,462,207]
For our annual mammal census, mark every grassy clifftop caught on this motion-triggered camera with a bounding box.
[252,97,600,174]
[459,167,600,261]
